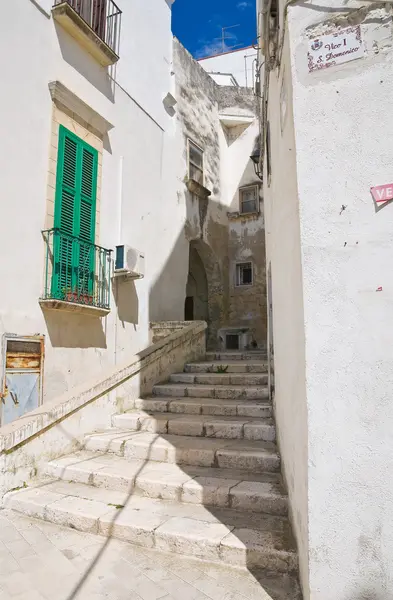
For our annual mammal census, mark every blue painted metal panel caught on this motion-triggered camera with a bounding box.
[3,373,39,426]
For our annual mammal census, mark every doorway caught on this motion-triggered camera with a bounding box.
[185,244,208,322]
[185,296,194,320]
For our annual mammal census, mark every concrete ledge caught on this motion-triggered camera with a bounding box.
[52,2,119,67]
[227,211,261,221]
[39,299,110,318]
[150,321,194,343]
[186,179,212,198]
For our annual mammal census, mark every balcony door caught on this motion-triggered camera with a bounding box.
[53,125,98,302]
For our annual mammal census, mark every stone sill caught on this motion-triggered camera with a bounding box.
[186,179,212,198]
[39,299,110,318]
[52,3,119,67]
[227,211,261,222]
[0,321,207,454]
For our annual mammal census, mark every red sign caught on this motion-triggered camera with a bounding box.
[370,183,393,203]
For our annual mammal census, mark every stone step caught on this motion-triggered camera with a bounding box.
[4,480,296,571]
[185,361,267,373]
[135,397,272,418]
[170,372,268,385]
[112,411,276,441]
[45,450,288,515]
[206,352,268,361]
[84,430,280,472]
[152,383,268,400]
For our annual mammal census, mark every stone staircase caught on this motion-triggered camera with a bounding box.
[4,351,300,597]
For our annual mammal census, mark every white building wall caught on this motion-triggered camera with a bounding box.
[265,0,393,597]
[0,0,183,401]
[198,47,257,88]
[264,34,309,595]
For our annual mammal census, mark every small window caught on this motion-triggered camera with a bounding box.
[226,334,239,350]
[188,140,204,185]
[239,186,259,214]
[236,262,253,287]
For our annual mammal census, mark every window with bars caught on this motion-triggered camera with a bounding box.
[239,185,259,214]
[52,125,98,302]
[188,139,204,185]
[235,262,253,287]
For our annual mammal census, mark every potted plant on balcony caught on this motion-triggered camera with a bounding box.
[62,287,94,305]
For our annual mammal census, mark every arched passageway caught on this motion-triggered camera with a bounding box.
[185,239,226,348]
[185,245,208,322]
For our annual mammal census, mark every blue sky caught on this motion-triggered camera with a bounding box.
[172,0,257,59]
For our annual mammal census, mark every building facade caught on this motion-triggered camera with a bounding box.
[173,39,266,351]
[0,0,180,418]
[258,0,393,597]
[0,1,267,426]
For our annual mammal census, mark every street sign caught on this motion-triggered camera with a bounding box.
[370,183,393,204]
[308,26,364,72]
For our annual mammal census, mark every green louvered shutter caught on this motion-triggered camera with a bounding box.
[53,126,98,301]
[77,146,97,297]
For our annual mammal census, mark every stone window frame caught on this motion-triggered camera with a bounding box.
[235,261,254,287]
[239,184,259,215]
[187,138,204,186]
[46,107,103,244]
[45,81,113,245]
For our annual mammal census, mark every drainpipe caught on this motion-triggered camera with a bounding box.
[114,156,124,366]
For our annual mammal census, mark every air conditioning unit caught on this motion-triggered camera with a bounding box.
[115,245,145,279]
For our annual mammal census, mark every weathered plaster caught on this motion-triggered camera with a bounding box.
[174,39,267,349]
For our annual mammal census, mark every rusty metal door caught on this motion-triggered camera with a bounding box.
[1,336,44,426]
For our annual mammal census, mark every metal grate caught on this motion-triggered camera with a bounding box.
[53,0,122,56]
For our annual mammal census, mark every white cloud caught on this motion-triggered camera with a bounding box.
[237,1,252,9]
[195,40,232,59]
[195,23,241,59]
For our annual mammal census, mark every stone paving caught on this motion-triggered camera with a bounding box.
[0,508,281,600]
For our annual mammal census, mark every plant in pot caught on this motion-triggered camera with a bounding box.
[62,287,93,305]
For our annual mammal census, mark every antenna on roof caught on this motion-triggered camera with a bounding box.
[216,24,241,53]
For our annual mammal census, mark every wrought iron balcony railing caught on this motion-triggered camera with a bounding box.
[41,228,112,311]
[53,0,122,57]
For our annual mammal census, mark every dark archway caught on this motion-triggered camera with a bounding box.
[185,239,227,349]
[185,245,208,322]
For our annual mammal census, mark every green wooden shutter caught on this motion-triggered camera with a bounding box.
[78,146,98,297]
[53,125,98,301]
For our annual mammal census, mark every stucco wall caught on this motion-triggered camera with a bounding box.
[264,32,309,594]
[267,0,393,598]
[291,3,393,598]
[0,0,185,405]
[174,39,267,348]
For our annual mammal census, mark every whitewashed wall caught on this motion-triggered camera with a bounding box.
[264,33,309,595]
[198,47,257,88]
[265,0,393,597]
[0,0,183,400]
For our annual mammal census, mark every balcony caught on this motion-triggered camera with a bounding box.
[40,229,112,317]
[52,0,122,67]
